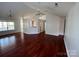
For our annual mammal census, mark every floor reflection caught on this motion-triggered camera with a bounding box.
[0,36,16,53]
[21,32,24,43]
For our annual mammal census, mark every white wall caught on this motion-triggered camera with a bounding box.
[15,17,21,32]
[45,13,65,36]
[64,3,79,57]
[59,16,65,35]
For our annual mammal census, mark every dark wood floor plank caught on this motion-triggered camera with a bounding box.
[0,32,67,57]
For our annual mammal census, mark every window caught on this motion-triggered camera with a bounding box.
[2,22,7,31]
[0,22,3,31]
[7,22,14,30]
[0,21,15,32]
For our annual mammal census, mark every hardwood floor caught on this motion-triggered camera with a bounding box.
[0,32,67,57]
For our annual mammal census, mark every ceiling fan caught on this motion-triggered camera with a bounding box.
[8,9,13,20]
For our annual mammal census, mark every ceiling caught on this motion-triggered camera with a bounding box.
[0,2,75,19]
